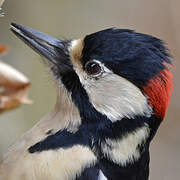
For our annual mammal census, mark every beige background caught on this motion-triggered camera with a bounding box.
[0,0,179,179]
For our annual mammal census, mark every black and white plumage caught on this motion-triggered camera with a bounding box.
[0,23,173,180]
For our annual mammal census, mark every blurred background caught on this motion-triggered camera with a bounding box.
[0,0,179,179]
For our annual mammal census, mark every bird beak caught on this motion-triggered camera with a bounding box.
[10,23,72,71]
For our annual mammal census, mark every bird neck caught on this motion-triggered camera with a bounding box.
[52,85,82,131]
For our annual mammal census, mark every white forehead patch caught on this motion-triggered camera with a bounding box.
[70,39,80,49]
[69,39,84,74]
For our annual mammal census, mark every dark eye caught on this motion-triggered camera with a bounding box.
[85,61,102,76]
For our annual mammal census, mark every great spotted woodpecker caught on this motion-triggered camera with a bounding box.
[0,23,173,180]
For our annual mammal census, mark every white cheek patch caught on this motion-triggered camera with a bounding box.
[79,69,152,122]
[101,125,150,166]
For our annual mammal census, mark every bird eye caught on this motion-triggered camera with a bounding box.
[85,61,102,76]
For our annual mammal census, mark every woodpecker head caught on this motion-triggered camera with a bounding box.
[11,23,173,118]
[10,23,173,148]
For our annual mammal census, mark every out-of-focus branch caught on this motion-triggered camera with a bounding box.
[0,44,31,113]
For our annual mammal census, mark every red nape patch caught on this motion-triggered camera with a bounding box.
[143,69,173,120]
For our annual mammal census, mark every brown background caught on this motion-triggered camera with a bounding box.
[0,0,179,179]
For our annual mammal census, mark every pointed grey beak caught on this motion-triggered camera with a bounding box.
[10,23,72,71]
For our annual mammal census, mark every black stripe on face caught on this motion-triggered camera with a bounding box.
[28,115,159,154]
[28,129,91,153]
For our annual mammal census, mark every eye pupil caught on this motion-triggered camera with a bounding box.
[85,61,102,75]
